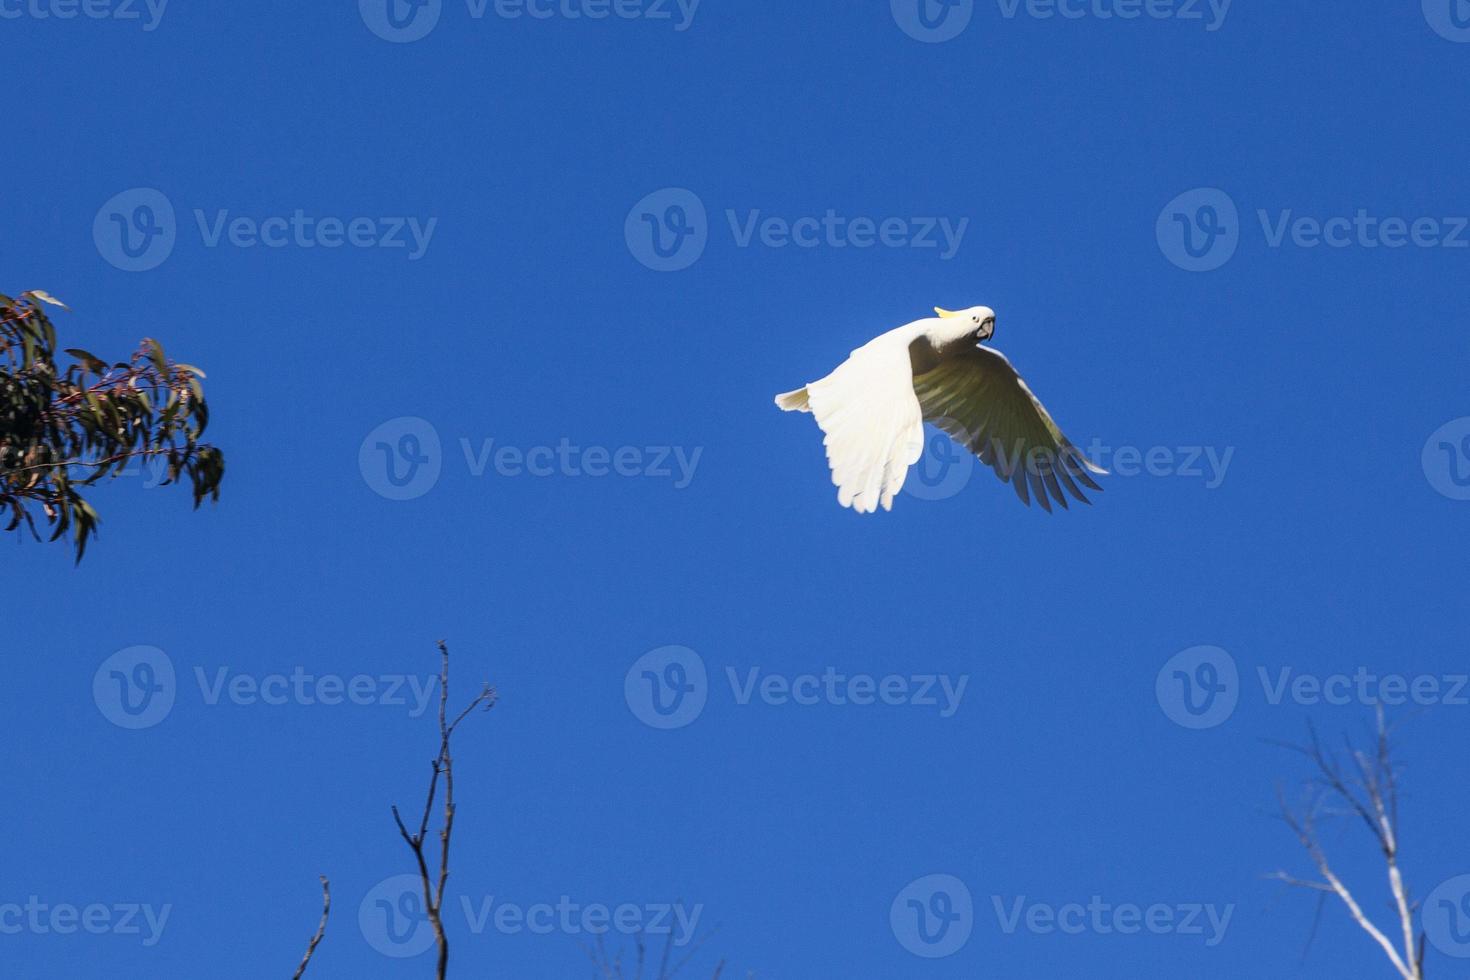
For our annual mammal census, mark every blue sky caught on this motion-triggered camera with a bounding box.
[5,1,1470,977]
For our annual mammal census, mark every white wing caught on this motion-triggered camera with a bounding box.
[779,334,924,514]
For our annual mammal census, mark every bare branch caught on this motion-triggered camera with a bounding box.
[664,923,722,979]
[584,933,618,979]
[390,641,496,980]
[584,922,733,980]
[1264,871,1334,893]
[291,876,331,980]
[1270,713,1423,980]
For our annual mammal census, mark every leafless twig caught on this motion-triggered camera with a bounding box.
[1267,707,1424,979]
[291,876,331,980]
[583,924,738,980]
[391,640,496,980]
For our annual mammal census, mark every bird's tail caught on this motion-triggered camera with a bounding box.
[774,386,811,413]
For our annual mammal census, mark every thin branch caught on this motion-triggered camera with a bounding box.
[584,923,731,980]
[291,876,330,980]
[2,445,179,476]
[584,933,620,979]
[656,926,675,980]
[1264,871,1334,893]
[391,641,496,980]
[664,923,722,979]
[1270,712,1422,980]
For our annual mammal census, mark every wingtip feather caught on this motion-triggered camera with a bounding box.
[775,387,811,412]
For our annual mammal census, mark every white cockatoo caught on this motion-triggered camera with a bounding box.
[775,306,1105,513]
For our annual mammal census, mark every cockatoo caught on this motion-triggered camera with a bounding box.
[775,306,1105,513]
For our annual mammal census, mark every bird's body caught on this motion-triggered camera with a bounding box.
[776,306,1105,513]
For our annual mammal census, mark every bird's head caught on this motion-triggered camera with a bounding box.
[935,305,996,342]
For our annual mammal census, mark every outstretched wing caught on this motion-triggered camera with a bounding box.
[789,338,926,514]
[911,346,1105,511]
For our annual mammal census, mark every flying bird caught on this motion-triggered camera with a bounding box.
[775,306,1105,513]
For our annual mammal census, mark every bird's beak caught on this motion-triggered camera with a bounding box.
[934,307,962,318]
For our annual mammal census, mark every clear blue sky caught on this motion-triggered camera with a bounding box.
[5,2,1470,977]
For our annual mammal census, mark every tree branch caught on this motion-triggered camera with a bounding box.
[291,876,330,980]
[1270,710,1423,980]
[391,641,495,980]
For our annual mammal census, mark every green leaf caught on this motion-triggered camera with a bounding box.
[3,292,223,561]
[146,338,168,376]
[26,290,70,311]
[64,348,109,373]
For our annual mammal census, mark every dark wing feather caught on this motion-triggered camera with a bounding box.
[911,346,1106,510]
